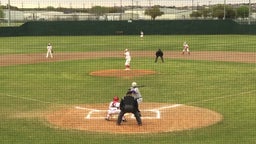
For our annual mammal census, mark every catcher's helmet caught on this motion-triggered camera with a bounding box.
[113,96,119,102]
[131,82,137,87]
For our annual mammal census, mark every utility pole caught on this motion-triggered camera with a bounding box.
[136,1,138,20]
[223,0,226,20]
[8,0,10,26]
[192,0,194,11]
[132,0,133,20]
[249,0,251,25]
[120,0,122,20]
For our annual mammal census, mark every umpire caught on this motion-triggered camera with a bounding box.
[155,49,164,63]
[117,91,142,126]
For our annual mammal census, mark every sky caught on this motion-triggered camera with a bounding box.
[0,0,254,8]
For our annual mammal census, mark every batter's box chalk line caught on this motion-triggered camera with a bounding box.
[75,104,182,120]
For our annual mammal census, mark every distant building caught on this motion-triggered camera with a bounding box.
[124,8,192,20]
[3,10,24,22]
[8,7,256,22]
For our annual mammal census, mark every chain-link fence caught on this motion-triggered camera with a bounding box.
[0,0,255,26]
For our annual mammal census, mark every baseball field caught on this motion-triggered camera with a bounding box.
[0,35,255,143]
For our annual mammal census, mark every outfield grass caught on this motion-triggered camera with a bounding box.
[0,35,256,55]
[0,35,255,144]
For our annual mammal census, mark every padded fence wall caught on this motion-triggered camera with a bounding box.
[0,20,256,36]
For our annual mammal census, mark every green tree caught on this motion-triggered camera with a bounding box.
[212,4,236,19]
[236,5,249,18]
[90,6,108,20]
[0,8,4,18]
[201,8,212,18]
[46,6,55,11]
[145,6,164,20]
[108,7,122,13]
[190,11,202,18]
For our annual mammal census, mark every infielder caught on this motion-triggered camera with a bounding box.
[124,49,131,70]
[182,42,190,55]
[46,43,53,58]
[105,96,126,121]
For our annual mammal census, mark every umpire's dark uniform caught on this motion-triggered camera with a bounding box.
[155,49,164,63]
[117,92,142,126]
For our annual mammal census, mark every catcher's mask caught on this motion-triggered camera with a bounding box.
[113,96,119,102]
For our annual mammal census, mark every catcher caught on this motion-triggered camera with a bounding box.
[105,96,126,121]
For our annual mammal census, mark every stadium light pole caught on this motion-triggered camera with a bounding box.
[248,0,251,25]
[120,0,122,20]
[8,0,10,26]
[192,0,194,11]
[132,0,134,20]
[223,0,226,20]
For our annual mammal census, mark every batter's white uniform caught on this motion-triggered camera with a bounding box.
[124,49,131,70]
[130,86,143,104]
[46,43,53,58]
[105,101,121,120]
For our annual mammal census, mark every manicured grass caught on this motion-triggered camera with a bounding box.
[0,35,255,144]
[0,35,256,55]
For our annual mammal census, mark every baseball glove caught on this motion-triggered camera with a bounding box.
[51,49,54,53]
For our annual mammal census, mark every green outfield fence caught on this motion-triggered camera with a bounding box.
[0,20,256,36]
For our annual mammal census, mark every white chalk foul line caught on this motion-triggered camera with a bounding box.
[75,104,182,120]
[155,104,183,111]
[187,90,256,105]
[75,106,95,111]
[3,93,52,104]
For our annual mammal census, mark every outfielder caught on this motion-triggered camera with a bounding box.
[105,96,126,121]
[124,49,131,70]
[46,43,53,58]
[182,42,190,55]
[140,31,144,38]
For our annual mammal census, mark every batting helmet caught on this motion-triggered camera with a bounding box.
[131,82,137,87]
[113,96,119,102]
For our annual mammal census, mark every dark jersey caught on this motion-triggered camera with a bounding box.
[156,49,163,57]
[120,95,138,112]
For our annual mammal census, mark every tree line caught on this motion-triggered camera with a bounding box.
[0,4,252,20]
[190,4,251,19]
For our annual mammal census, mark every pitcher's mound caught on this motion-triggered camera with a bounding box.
[46,103,222,134]
[90,69,156,78]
